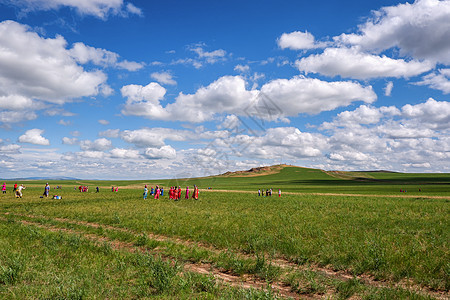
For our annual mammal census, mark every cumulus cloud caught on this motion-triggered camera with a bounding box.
[190,46,227,64]
[99,129,120,138]
[80,138,112,151]
[5,0,143,20]
[69,42,143,71]
[0,21,107,106]
[312,98,450,171]
[0,144,21,153]
[335,0,450,64]
[62,137,79,145]
[260,76,377,116]
[110,148,141,159]
[401,98,450,129]
[150,71,177,85]
[296,47,434,79]
[120,128,200,148]
[278,31,326,50]
[121,75,376,122]
[18,129,50,145]
[144,145,176,159]
[384,81,394,96]
[234,64,250,73]
[415,69,450,94]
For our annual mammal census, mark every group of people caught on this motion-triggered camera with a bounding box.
[258,188,281,197]
[1,183,25,198]
[143,185,199,200]
[78,185,89,192]
[143,185,162,199]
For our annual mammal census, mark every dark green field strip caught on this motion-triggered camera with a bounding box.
[1,188,448,292]
[3,166,449,196]
[2,212,447,299]
[0,217,295,299]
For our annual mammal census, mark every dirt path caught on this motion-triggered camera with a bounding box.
[3,212,447,300]
[200,189,450,200]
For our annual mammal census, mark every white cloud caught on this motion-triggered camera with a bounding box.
[190,46,227,64]
[121,75,376,123]
[335,0,450,64]
[415,69,450,94]
[99,129,120,138]
[98,119,109,125]
[121,82,168,119]
[260,76,377,116]
[277,31,326,50]
[110,148,141,159]
[121,82,166,103]
[58,119,71,126]
[126,3,143,16]
[77,151,105,159]
[0,21,107,105]
[234,64,250,73]
[0,95,34,110]
[7,0,143,20]
[120,128,194,148]
[18,129,50,145]
[62,137,79,145]
[69,42,144,71]
[0,144,21,153]
[401,98,450,129]
[150,71,177,85]
[144,145,176,159]
[296,47,434,79]
[384,81,394,96]
[80,138,112,151]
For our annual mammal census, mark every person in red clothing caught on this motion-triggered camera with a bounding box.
[154,185,160,199]
[185,186,189,199]
[192,185,199,200]
[177,186,181,200]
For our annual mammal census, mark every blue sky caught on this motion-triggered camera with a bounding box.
[0,0,449,179]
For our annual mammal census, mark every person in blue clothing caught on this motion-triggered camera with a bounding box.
[44,183,50,197]
[143,185,148,200]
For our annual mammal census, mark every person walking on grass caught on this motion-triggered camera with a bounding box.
[44,183,50,197]
[185,186,189,199]
[143,185,148,200]
[154,185,160,200]
[15,184,25,198]
[177,186,182,200]
[278,189,281,197]
[2,183,6,194]
[13,183,17,193]
[192,185,199,200]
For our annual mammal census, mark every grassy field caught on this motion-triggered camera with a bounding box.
[0,166,448,299]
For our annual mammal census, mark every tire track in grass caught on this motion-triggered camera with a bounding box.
[0,215,302,299]
[201,189,450,200]
[3,212,448,300]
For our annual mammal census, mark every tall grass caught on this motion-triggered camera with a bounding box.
[1,186,448,291]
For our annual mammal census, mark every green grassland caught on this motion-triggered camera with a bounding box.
[0,165,448,298]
